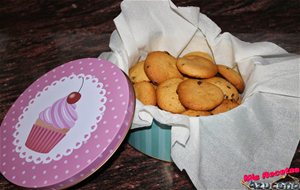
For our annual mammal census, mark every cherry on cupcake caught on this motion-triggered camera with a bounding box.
[67,92,81,104]
[67,77,84,104]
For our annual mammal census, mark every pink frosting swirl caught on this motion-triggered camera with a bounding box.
[39,97,78,129]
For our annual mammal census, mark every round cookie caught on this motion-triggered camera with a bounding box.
[177,79,224,111]
[217,65,245,93]
[204,77,240,102]
[183,51,214,63]
[144,51,182,85]
[211,99,240,115]
[156,78,186,114]
[133,82,156,106]
[129,61,150,83]
[176,56,218,78]
[237,96,242,104]
[182,110,212,117]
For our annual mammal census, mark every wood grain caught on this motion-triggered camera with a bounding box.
[0,0,299,189]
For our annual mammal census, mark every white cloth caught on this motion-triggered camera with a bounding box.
[99,0,300,189]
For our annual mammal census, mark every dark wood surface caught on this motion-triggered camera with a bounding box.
[0,0,299,189]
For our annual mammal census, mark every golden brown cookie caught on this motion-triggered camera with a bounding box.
[182,110,212,117]
[129,61,150,83]
[237,96,242,104]
[133,82,156,106]
[211,99,240,115]
[156,78,186,114]
[217,65,245,93]
[183,51,214,63]
[177,79,223,111]
[176,56,218,78]
[152,83,158,90]
[204,77,240,102]
[144,51,182,85]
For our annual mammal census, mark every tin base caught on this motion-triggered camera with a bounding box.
[128,120,172,162]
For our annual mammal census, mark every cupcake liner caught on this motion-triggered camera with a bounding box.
[25,124,66,153]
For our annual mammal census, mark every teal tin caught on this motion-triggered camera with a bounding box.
[128,120,172,162]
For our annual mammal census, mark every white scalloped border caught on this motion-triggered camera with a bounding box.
[12,74,107,164]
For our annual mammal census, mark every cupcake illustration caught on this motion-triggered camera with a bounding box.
[25,79,83,153]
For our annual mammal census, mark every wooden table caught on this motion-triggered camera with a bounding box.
[0,0,299,189]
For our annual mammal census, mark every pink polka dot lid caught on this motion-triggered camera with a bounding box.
[0,58,135,189]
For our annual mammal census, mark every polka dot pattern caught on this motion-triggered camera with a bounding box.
[0,58,135,189]
[14,73,106,164]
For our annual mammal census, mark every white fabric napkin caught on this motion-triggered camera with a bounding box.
[99,0,300,189]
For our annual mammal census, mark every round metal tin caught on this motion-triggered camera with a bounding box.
[0,58,135,189]
[128,120,172,162]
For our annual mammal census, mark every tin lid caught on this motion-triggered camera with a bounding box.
[0,58,135,189]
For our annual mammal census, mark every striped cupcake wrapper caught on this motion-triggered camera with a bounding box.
[128,120,172,162]
[25,124,66,153]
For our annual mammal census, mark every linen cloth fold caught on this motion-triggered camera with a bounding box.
[99,0,300,189]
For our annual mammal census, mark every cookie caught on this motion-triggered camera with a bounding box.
[211,99,239,115]
[204,77,240,102]
[144,51,182,85]
[133,82,156,106]
[237,96,242,104]
[177,79,224,111]
[129,61,150,83]
[217,65,245,93]
[156,78,186,113]
[182,110,212,117]
[183,51,214,63]
[176,56,218,78]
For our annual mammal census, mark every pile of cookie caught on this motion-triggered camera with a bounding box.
[129,51,245,116]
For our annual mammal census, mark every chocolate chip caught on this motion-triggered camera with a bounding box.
[231,94,234,98]
[197,81,202,85]
[224,95,228,99]
[146,65,150,68]
[226,85,231,89]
